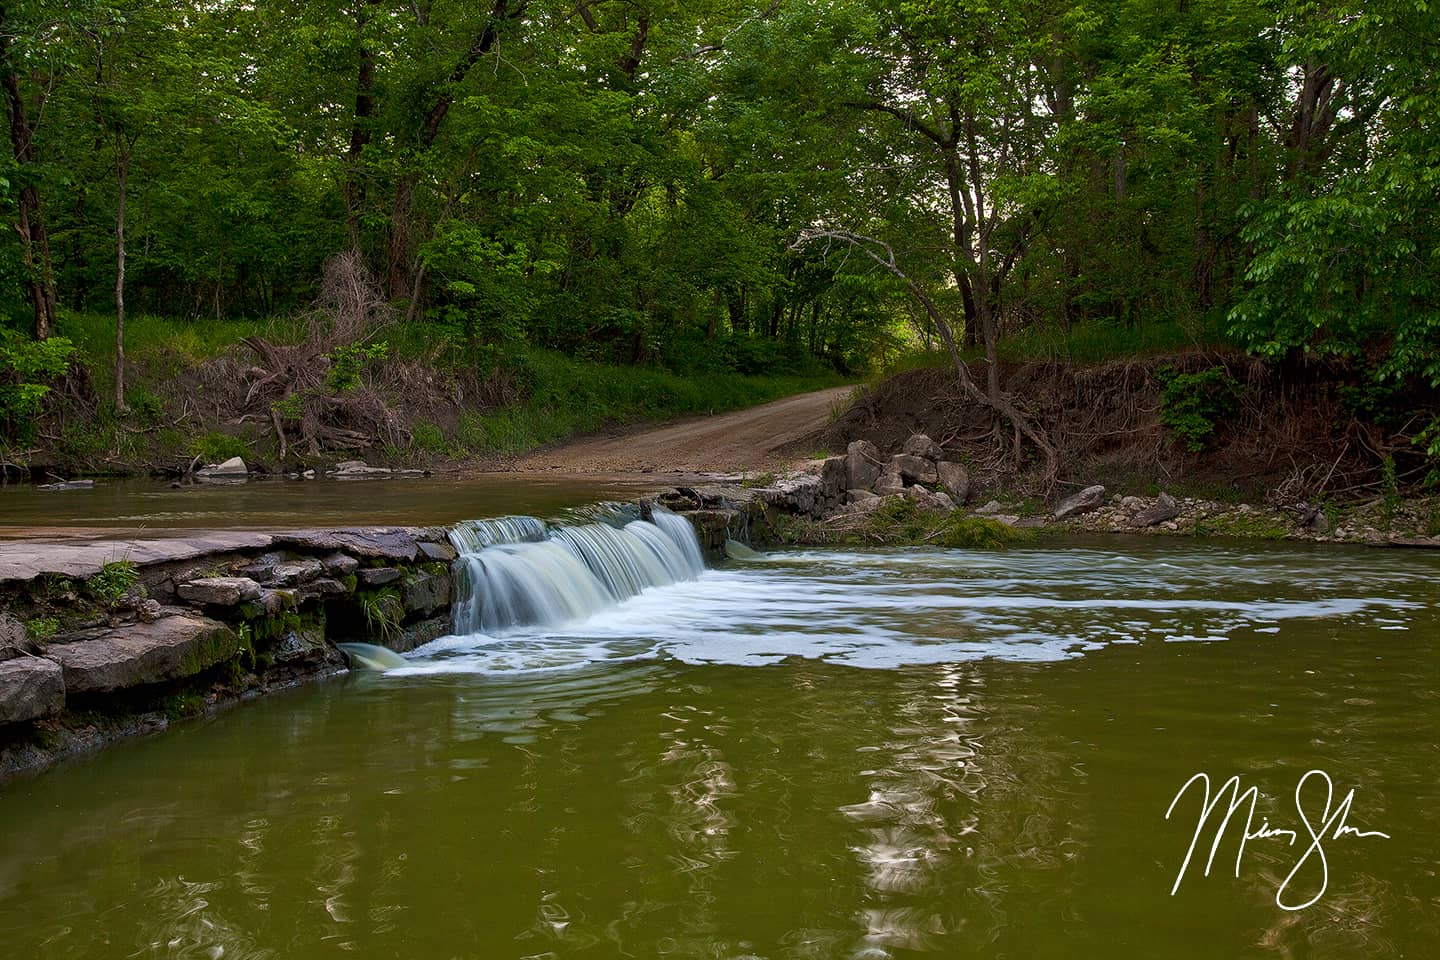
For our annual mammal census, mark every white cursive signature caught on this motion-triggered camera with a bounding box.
[1165,769,1390,910]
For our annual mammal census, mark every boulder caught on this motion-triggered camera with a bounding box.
[974,500,1005,515]
[177,576,262,607]
[890,454,939,486]
[0,656,64,724]
[402,570,452,617]
[1120,495,1147,513]
[417,541,458,563]
[818,456,847,501]
[902,434,945,461]
[1129,493,1180,528]
[321,552,360,577]
[873,464,906,496]
[46,614,240,694]
[205,456,248,476]
[268,626,339,667]
[0,613,29,661]
[847,488,880,505]
[269,559,325,586]
[935,461,968,504]
[296,578,350,601]
[907,485,956,514]
[1053,484,1107,520]
[357,567,404,588]
[845,439,884,492]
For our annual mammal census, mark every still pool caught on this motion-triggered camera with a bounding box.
[1,538,1436,958]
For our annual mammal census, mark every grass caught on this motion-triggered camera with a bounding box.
[40,311,847,469]
[876,316,1226,376]
[447,348,845,457]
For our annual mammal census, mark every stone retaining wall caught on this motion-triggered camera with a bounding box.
[0,526,459,779]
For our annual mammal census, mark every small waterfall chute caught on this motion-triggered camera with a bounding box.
[448,504,706,634]
[337,642,410,672]
[724,539,763,560]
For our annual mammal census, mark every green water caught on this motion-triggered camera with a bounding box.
[0,540,1436,958]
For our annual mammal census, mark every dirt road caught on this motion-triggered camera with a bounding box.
[512,385,855,475]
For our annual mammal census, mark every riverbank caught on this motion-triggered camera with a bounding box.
[3,311,844,482]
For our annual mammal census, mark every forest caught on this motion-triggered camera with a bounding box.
[1,0,1436,476]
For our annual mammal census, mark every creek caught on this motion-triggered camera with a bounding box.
[0,492,1436,959]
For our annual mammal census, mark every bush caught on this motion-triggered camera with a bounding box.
[189,431,248,463]
[1156,365,1241,451]
[0,329,73,439]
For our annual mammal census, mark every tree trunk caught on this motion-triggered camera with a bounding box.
[344,0,379,249]
[385,0,513,298]
[114,136,130,413]
[1,36,58,339]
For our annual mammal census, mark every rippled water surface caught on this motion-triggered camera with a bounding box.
[1,538,1436,958]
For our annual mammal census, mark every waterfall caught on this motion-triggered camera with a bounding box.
[448,505,705,634]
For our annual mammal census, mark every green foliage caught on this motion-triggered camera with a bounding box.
[851,499,1032,549]
[1156,366,1242,451]
[0,330,74,438]
[360,589,404,644]
[86,560,140,608]
[325,341,388,393]
[25,616,60,642]
[189,431,247,463]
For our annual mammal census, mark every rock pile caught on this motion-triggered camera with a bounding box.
[840,435,969,516]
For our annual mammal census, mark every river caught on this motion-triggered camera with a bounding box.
[0,495,1436,958]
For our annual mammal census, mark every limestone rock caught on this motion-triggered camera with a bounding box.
[902,433,945,461]
[1053,485,1107,520]
[268,626,338,667]
[907,485,956,514]
[321,552,360,577]
[356,567,403,588]
[199,456,248,477]
[818,456,847,501]
[46,614,240,694]
[847,488,880,505]
[417,541,458,563]
[402,571,452,617]
[974,500,1005,515]
[891,454,939,486]
[333,460,391,476]
[177,576,262,607]
[395,615,451,653]
[846,439,884,492]
[1129,493,1180,528]
[269,559,324,586]
[935,461,968,504]
[1120,496,1147,513]
[0,613,29,661]
[873,464,906,497]
[0,656,64,724]
[272,529,422,562]
[296,577,350,601]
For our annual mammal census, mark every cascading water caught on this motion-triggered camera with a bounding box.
[447,504,706,635]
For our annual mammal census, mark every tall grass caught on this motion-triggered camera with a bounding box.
[454,349,844,456]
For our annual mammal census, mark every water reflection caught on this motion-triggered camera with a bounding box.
[0,541,1435,959]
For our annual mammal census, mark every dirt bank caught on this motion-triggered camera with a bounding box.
[821,351,1437,505]
[509,386,854,475]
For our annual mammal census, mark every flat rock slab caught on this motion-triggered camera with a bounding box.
[177,577,263,606]
[45,614,240,694]
[0,657,64,723]
[271,528,432,563]
[0,532,274,584]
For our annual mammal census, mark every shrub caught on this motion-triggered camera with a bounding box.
[0,329,74,439]
[1156,365,1241,451]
